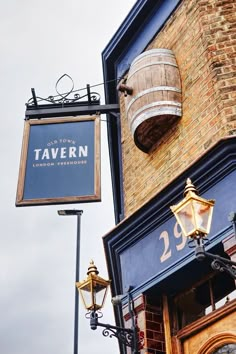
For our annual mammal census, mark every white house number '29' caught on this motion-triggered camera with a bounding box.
[159,222,187,263]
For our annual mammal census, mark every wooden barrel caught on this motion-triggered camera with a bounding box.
[125,48,182,153]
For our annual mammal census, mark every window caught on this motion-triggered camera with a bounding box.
[172,271,235,330]
[211,343,236,354]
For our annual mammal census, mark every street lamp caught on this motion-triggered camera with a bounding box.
[170,179,236,279]
[57,209,83,354]
[77,260,110,312]
[76,260,141,354]
[170,178,215,238]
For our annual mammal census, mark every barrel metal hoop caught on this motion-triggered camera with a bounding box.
[126,86,181,113]
[128,61,178,80]
[128,101,182,126]
[131,48,175,65]
[131,107,182,135]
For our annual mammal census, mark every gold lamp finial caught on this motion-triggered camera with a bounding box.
[184,178,198,197]
[87,260,99,276]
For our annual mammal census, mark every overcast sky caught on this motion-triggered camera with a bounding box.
[0,1,136,353]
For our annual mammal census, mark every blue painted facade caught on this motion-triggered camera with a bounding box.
[120,170,235,295]
[103,138,236,299]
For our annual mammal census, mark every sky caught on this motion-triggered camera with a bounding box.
[0,1,136,353]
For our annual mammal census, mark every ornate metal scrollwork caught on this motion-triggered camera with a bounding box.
[195,242,236,280]
[210,258,236,279]
[89,310,143,353]
[101,327,134,348]
[27,74,101,107]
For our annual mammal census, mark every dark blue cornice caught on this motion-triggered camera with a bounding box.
[102,0,182,223]
[103,137,236,298]
[102,0,182,99]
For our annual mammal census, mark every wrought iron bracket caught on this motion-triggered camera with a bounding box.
[25,74,120,119]
[195,245,236,279]
[89,311,141,354]
[25,103,120,119]
[193,212,236,279]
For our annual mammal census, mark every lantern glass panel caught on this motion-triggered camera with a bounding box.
[192,200,213,234]
[79,282,93,310]
[176,202,196,236]
[92,281,108,310]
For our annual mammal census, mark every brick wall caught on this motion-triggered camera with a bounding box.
[119,0,236,218]
[123,295,165,354]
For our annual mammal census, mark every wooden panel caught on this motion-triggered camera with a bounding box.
[163,295,173,354]
[176,300,236,354]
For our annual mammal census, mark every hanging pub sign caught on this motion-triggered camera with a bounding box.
[16,115,101,206]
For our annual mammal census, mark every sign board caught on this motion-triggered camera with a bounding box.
[16,116,101,206]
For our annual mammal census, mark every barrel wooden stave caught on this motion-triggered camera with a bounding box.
[125,49,182,153]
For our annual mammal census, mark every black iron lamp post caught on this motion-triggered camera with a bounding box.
[170,178,236,279]
[57,209,83,354]
[76,260,141,354]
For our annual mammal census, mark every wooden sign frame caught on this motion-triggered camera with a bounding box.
[16,115,101,206]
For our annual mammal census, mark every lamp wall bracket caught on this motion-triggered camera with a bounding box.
[89,311,142,354]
